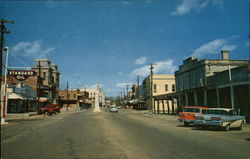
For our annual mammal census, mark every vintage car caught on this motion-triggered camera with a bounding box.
[109,106,119,113]
[194,108,246,131]
[178,106,208,126]
[37,104,62,115]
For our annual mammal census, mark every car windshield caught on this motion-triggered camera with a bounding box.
[183,108,200,113]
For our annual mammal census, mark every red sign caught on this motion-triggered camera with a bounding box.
[8,70,36,81]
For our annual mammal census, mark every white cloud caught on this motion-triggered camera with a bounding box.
[135,56,147,65]
[190,37,237,58]
[116,82,134,88]
[12,40,55,58]
[130,65,150,77]
[172,0,223,16]
[130,59,177,77]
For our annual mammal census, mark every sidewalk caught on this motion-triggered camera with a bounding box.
[4,112,44,121]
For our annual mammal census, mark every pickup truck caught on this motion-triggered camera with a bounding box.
[194,108,246,131]
[37,104,62,115]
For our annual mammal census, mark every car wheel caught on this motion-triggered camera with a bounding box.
[225,124,230,131]
[238,121,244,130]
[184,121,189,127]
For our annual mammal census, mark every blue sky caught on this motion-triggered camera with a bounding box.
[1,0,249,96]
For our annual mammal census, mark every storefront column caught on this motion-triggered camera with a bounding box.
[185,91,188,106]
[157,99,160,114]
[230,86,235,109]
[153,98,156,114]
[167,99,170,114]
[171,96,175,114]
[204,89,208,106]
[162,100,165,114]
[194,91,198,106]
[216,87,220,108]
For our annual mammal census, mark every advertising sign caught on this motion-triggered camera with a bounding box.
[8,70,36,81]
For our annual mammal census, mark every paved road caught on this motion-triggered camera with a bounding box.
[1,109,250,159]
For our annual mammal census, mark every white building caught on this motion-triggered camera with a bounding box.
[80,87,105,107]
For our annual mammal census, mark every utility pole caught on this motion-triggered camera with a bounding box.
[0,19,14,120]
[126,84,129,100]
[66,81,69,111]
[137,75,140,110]
[0,19,14,75]
[1,47,9,124]
[37,61,41,109]
[149,63,156,114]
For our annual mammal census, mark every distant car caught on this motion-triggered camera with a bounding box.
[117,106,121,109]
[178,106,208,126]
[194,108,246,131]
[109,106,118,113]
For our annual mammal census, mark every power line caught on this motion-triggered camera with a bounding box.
[9,53,30,67]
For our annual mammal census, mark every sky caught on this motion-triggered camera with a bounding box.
[1,0,249,97]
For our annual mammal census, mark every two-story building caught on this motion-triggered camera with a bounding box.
[142,74,175,113]
[58,89,89,109]
[31,59,60,104]
[173,50,249,120]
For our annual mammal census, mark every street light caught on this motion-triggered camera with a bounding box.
[1,46,9,124]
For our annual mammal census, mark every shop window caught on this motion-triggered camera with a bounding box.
[172,84,175,92]
[165,84,168,92]
[154,84,157,93]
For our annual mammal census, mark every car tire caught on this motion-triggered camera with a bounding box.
[184,121,189,127]
[225,124,230,131]
[238,121,244,130]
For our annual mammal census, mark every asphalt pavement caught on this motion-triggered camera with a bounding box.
[1,108,250,159]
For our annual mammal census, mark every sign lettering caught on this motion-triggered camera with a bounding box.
[8,70,36,81]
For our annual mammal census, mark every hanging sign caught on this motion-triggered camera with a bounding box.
[8,70,36,81]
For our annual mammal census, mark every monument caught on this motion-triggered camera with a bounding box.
[93,83,101,112]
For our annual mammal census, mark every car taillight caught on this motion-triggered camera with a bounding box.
[179,114,185,117]
[211,117,222,120]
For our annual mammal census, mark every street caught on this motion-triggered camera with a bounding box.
[1,109,250,159]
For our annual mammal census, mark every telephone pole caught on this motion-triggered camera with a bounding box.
[66,81,69,111]
[0,19,14,106]
[137,75,140,110]
[37,61,41,109]
[126,84,129,100]
[149,63,156,114]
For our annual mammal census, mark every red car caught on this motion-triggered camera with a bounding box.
[37,104,62,115]
[178,106,208,126]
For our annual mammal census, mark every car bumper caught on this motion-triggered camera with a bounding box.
[178,119,194,123]
[194,120,223,126]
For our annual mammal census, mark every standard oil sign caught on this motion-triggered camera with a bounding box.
[8,70,36,81]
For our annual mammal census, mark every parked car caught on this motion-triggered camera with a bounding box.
[37,104,62,115]
[194,108,246,131]
[178,106,208,126]
[109,106,119,113]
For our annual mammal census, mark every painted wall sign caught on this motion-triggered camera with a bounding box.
[8,70,36,81]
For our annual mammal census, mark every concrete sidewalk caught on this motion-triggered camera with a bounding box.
[4,112,44,121]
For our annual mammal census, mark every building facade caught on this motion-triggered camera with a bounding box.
[31,59,60,104]
[173,50,249,120]
[81,88,105,107]
[142,74,176,113]
[58,89,89,109]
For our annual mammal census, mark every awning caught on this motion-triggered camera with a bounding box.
[8,93,26,100]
